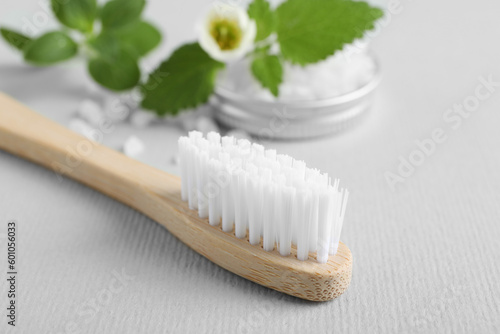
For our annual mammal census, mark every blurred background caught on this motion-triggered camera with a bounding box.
[1,0,499,333]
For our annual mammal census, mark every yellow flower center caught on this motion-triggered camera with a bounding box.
[210,18,242,51]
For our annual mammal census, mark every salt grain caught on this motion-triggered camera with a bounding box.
[76,99,103,127]
[103,96,131,123]
[123,136,144,158]
[68,119,98,141]
[130,110,157,128]
[171,154,179,166]
[195,116,219,134]
[179,113,198,131]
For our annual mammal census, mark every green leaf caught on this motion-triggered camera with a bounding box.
[251,54,282,96]
[141,43,225,116]
[248,0,275,42]
[51,0,97,33]
[24,31,78,66]
[86,31,118,58]
[114,21,161,58]
[276,0,383,65]
[87,20,160,61]
[87,30,141,90]
[88,52,140,91]
[0,28,32,51]
[101,0,145,30]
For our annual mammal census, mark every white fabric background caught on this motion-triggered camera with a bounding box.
[1,0,499,333]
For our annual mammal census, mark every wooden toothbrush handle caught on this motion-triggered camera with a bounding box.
[0,92,180,212]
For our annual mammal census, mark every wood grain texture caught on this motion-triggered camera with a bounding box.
[0,92,352,301]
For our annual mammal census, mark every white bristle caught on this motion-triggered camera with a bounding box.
[316,190,333,263]
[265,149,277,161]
[308,190,319,252]
[278,186,294,256]
[262,184,274,251]
[252,143,265,157]
[277,154,293,168]
[221,166,235,233]
[238,139,251,151]
[207,160,222,226]
[330,189,349,255]
[248,174,263,245]
[221,136,234,148]
[293,160,306,180]
[196,151,209,218]
[296,190,311,261]
[177,131,349,263]
[207,131,221,144]
[234,170,248,239]
[187,144,198,210]
[178,137,189,201]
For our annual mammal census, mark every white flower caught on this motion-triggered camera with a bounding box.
[198,2,256,63]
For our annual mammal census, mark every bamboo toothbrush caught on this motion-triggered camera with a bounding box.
[0,93,352,301]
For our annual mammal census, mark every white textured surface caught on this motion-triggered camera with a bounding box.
[1,0,500,333]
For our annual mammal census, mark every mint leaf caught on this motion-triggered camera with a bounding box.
[276,0,383,65]
[51,0,97,33]
[87,31,119,58]
[0,28,31,51]
[101,0,145,30]
[87,20,160,61]
[251,54,282,96]
[88,52,140,91]
[114,21,161,58]
[141,43,225,116]
[248,0,275,42]
[86,29,141,90]
[24,31,77,66]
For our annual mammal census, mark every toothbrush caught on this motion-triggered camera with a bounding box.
[0,93,352,301]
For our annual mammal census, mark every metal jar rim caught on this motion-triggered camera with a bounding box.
[212,53,382,139]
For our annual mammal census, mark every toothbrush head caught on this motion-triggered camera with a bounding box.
[179,131,349,264]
